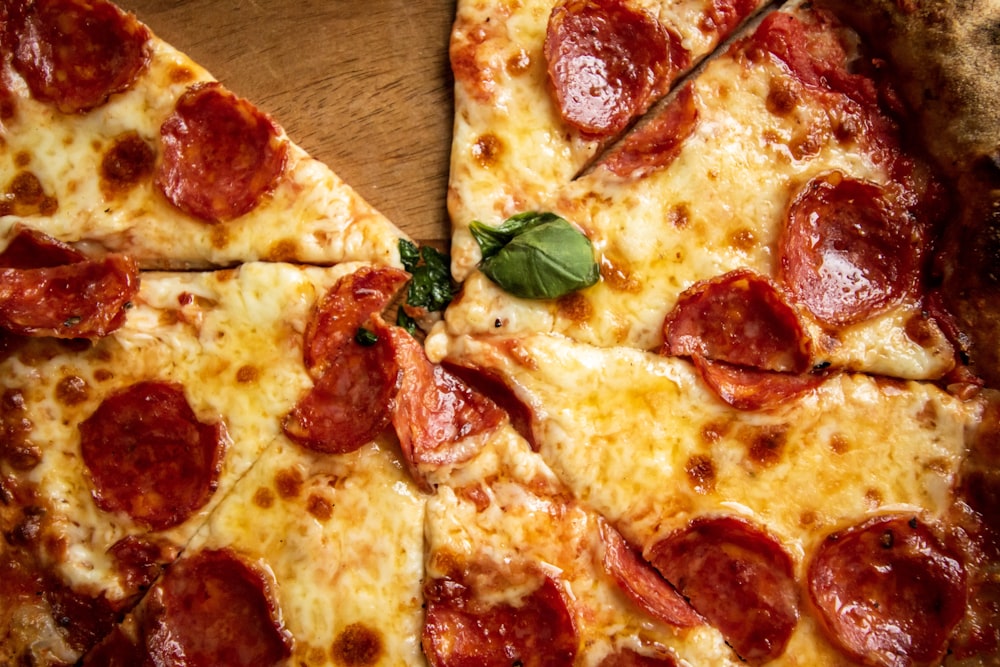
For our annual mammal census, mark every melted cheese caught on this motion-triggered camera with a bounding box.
[444,7,955,380]
[0,34,404,269]
[0,263,368,663]
[427,328,981,666]
[448,0,769,279]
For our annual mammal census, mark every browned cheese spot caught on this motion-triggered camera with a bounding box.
[747,424,788,468]
[14,151,31,168]
[93,368,114,383]
[274,468,304,499]
[100,132,155,198]
[306,492,333,522]
[728,227,757,252]
[1,388,40,471]
[210,224,230,250]
[766,79,799,116]
[265,239,298,263]
[456,483,492,512]
[472,133,503,168]
[666,203,690,229]
[253,486,275,509]
[829,433,849,454]
[332,623,384,666]
[169,65,196,84]
[685,454,716,494]
[235,365,259,384]
[865,488,884,509]
[506,48,531,75]
[600,254,642,293]
[55,375,89,406]
[557,291,593,323]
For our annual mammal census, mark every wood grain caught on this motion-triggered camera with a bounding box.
[120,0,456,247]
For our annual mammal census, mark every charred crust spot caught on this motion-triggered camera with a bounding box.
[253,486,275,509]
[100,132,155,198]
[274,468,304,499]
[55,375,89,406]
[747,425,788,467]
[332,623,384,666]
[685,454,716,494]
[235,365,259,384]
[306,493,333,521]
[471,133,503,168]
[556,291,592,323]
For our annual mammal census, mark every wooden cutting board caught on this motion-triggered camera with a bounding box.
[121,0,456,248]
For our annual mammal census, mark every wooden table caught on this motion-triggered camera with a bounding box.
[121,0,456,248]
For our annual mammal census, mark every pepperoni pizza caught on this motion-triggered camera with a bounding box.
[1,0,1000,666]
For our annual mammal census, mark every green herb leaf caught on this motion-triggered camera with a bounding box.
[398,238,421,272]
[398,239,456,313]
[396,309,419,336]
[472,213,599,300]
[354,327,379,346]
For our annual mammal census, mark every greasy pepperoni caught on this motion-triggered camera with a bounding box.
[108,535,178,600]
[303,266,409,379]
[544,0,684,137]
[692,356,827,411]
[442,361,538,451]
[81,626,149,667]
[807,515,967,667]
[700,0,761,38]
[423,572,578,667]
[598,648,678,667]
[0,254,139,338]
[602,83,698,178]
[143,549,292,667]
[663,269,812,373]
[12,0,150,113]
[0,226,85,268]
[79,381,226,530]
[598,519,702,628]
[374,316,506,483]
[282,336,398,454]
[647,516,798,664]
[156,82,287,223]
[778,174,922,326]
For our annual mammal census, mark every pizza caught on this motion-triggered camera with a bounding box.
[1,0,999,666]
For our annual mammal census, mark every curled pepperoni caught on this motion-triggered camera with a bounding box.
[598,647,678,667]
[646,516,798,664]
[598,519,702,628]
[156,82,287,223]
[602,83,698,179]
[0,226,85,268]
[144,549,293,667]
[663,269,812,373]
[692,356,827,411]
[79,381,226,530]
[544,0,685,137]
[282,337,399,454]
[808,515,966,667]
[423,571,578,667]
[778,174,922,327]
[374,316,506,485]
[303,266,409,379]
[0,253,139,338]
[12,0,150,113]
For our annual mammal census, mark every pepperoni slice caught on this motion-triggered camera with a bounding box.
[598,519,703,628]
[778,174,922,327]
[646,516,798,664]
[663,269,812,373]
[422,571,578,667]
[79,381,226,530]
[282,337,399,454]
[692,356,827,411]
[544,0,685,137]
[0,226,85,268]
[156,82,288,223]
[374,316,506,483]
[602,83,699,179]
[598,647,678,667]
[808,515,967,667]
[12,0,150,113]
[303,266,409,379]
[0,254,139,338]
[143,549,293,667]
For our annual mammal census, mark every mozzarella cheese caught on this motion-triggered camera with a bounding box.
[0,34,404,269]
[427,327,981,666]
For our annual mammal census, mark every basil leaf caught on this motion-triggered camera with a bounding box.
[354,327,379,346]
[476,215,599,300]
[398,238,421,272]
[396,238,456,322]
[470,212,564,260]
[396,309,419,336]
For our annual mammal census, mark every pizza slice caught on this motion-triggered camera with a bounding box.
[0,0,406,269]
[428,328,992,664]
[443,0,961,395]
[0,248,413,665]
[447,0,771,279]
